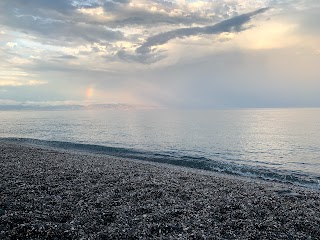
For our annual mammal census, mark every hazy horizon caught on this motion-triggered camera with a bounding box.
[0,0,319,109]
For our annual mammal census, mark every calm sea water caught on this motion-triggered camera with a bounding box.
[1,109,320,188]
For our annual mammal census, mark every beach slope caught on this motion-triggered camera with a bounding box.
[0,142,319,239]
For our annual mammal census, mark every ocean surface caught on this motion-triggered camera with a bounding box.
[0,108,320,189]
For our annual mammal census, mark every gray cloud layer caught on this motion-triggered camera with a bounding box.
[136,8,269,54]
[0,0,123,45]
[0,0,257,47]
[116,8,269,63]
[100,0,217,27]
[0,0,268,51]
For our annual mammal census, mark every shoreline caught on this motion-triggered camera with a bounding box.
[1,141,320,239]
[2,137,319,191]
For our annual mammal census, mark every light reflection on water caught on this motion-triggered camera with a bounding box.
[1,108,320,182]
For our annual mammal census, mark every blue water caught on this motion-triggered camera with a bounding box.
[0,109,320,189]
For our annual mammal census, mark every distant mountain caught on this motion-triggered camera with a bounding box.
[0,103,157,111]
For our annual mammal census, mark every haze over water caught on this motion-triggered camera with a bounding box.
[1,108,320,188]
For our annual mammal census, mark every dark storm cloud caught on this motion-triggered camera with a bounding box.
[136,8,269,54]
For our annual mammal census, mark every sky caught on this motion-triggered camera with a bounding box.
[0,0,319,109]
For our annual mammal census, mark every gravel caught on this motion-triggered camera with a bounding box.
[0,141,320,239]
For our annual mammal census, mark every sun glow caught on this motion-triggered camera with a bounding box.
[238,21,299,50]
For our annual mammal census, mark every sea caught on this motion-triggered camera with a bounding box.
[1,108,320,189]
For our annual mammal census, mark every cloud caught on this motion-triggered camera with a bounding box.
[116,49,166,64]
[0,79,47,87]
[54,55,78,60]
[6,42,17,48]
[0,0,124,46]
[136,8,269,54]
[1,0,266,51]
[99,0,215,27]
[0,0,219,50]
[0,0,270,66]
[1,0,76,15]
[115,7,269,63]
[1,16,124,45]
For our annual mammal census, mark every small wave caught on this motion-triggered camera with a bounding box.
[1,137,319,190]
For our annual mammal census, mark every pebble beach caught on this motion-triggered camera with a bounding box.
[1,141,320,239]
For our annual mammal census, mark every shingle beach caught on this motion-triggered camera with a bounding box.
[0,141,320,239]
